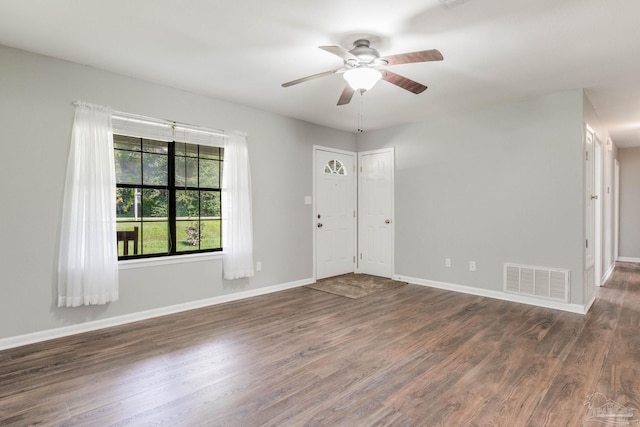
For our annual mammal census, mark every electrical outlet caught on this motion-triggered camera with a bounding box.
[445,258,451,268]
[469,261,476,272]
[256,261,262,272]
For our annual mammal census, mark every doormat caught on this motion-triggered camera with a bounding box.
[306,274,407,299]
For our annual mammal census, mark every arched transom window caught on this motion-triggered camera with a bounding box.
[324,159,346,175]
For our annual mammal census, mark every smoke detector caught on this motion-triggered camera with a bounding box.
[439,0,470,9]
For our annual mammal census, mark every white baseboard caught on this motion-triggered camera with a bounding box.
[395,274,588,315]
[584,294,596,313]
[601,263,615,285]
[0,277,314,351]
[617,257,640,263]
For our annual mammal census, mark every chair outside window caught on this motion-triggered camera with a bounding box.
[117,226,139,256]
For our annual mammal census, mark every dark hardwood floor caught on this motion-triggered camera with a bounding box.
[1,263,639,426]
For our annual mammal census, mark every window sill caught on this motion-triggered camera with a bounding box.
[118,252,224,270]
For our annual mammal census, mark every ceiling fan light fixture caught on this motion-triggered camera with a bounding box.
[343,67,382,91]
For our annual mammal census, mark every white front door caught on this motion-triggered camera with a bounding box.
[358,148,394,278]
[584,126,595,302]
[315,148,356,279]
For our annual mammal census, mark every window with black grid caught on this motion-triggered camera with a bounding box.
[114,134,223,259]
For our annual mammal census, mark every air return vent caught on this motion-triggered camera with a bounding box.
[504,263,570,303]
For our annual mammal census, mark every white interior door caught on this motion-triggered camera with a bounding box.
[614,159,620,262]
[315,148,356,279]
[358,148,394,278]
[584,126,595,301]
[595,138,602,286]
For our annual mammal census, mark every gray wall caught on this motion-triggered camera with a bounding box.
[0,44,355,340]
[618,147,640,258]
[356,90,586,304]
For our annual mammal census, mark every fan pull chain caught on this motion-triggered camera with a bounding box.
[357,90,364,133]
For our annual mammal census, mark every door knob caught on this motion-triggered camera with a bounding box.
[591,195,598,200]
[385,219,391,224]
[317,223,323,228]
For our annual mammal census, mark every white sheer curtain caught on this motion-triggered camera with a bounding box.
[58,102,119,307]
[222,131,254,279]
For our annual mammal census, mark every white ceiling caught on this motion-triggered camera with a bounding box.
[2,0,640,146]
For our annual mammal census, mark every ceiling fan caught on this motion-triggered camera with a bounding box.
[282,39,443,105]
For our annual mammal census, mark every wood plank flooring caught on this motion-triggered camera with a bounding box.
[1,263,639,426]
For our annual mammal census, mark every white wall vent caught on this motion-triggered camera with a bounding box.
[504,263,570,303]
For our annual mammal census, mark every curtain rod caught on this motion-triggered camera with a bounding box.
[111,109,227,138]
[111,110,227,138]
[73,102,235,138]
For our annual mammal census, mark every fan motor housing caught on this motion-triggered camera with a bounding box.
[349,39,380,63]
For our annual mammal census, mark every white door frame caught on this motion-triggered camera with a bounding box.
[312,145,357,280]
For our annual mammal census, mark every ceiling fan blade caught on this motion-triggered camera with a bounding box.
[282,68,342,87]
[381,49,443,66]
[382,70,428,94]
[337,84,355,105]
[319,45,358,61]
